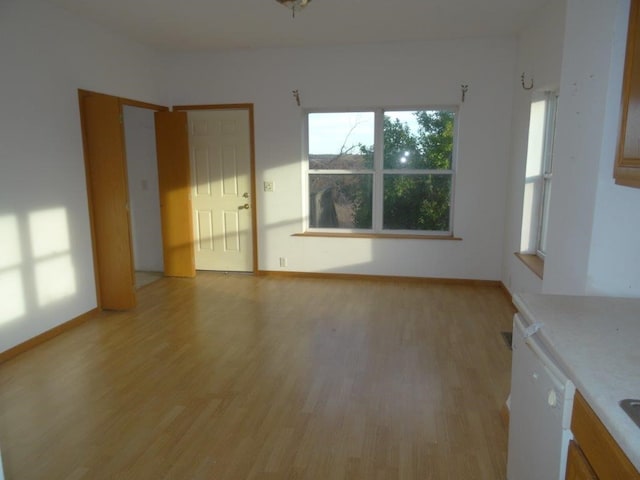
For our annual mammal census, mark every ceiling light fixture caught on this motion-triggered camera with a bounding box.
[276,0,312,18]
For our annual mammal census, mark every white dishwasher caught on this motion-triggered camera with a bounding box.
[507,313,575,480]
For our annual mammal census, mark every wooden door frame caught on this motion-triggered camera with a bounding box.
[78,89,168,309]
[173,103,259,274]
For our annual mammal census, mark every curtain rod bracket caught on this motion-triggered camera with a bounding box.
[521,72,534,90]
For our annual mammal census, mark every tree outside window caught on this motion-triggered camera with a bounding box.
[307,108,456,234]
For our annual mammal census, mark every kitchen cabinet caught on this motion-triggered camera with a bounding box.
[615,0,640,187]
[565,441,596,480]
[567,391,640,480]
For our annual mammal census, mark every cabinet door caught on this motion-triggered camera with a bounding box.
[571,392,640,479]
[615,0,640,187]
[566,441,598,480]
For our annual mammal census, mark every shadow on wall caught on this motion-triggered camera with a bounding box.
[0,207,78,326]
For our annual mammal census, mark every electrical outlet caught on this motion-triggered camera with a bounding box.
[279,257,287,267]
[264,181,274,192]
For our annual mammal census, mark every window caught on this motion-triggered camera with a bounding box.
[521,91,557,261]
[537,95,556,257]
[306,108,457,235]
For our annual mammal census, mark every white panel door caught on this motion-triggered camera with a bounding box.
[189,109,253,272]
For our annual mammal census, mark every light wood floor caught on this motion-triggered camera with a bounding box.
[0,273,515,480]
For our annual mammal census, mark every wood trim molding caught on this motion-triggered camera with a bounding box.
[78,89,169,112]
[119,97,169,111]
[514,252,544,279]
[293,232,462,241]
[248,105,259,273]
[0,308,99,364]
[257,270,502,287]
[173,103,254,111]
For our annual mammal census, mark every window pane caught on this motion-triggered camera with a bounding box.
[309,174,372,229]
[538,179,552,255]
[383,174,451,231]
[384,110,455,170]
[308,112,374,170]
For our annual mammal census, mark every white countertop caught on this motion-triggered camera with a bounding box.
[513,293,640,472]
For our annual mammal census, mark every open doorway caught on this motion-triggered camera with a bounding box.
[80,92,257,310]
[79,89,190,311]
[122,106,164,288]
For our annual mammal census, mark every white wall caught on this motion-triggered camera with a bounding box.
[542,0,618,294]
[586,0,640,297]
[502,0,567,295]
[165,38,516,279]
[504,0,640,298]
[0,0,167,353]
[543,0,640,296]
[123,106,164,272]
[5,0,638,357]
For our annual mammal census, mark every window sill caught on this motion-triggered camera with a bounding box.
[293,232,462,241]
[515,252,544,279]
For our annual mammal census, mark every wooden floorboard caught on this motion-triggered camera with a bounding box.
[0,273,514,479]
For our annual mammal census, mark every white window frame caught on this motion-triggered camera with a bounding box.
[535,92,557,259]
[304,107,458,236]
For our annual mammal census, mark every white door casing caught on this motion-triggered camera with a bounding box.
[189,109,253,272]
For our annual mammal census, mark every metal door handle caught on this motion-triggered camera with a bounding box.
[240,204,250,210]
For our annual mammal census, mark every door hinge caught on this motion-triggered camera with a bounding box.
[119,113,124,124]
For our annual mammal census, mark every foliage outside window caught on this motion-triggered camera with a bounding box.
[307,109,456,235]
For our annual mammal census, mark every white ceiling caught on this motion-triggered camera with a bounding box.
[44,0,549,52]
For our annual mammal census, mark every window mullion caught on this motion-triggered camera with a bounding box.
[372,108,384,232]
[536,91,558,257]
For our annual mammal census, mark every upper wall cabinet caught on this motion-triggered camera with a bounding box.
[615,0,640,188]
